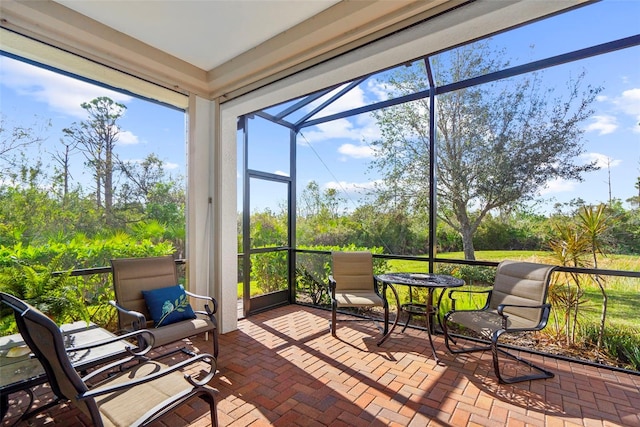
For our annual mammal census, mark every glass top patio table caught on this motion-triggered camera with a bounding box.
[375,273,464,363]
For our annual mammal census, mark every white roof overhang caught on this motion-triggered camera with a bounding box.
[0,0,590,109]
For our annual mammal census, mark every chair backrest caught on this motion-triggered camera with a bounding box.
[111,256,178,330]
[0,292,98,422]
[489,260,556,327]
[331,251,374,292]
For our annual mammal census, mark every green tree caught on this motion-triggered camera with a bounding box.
[370,41,600,260]
[548,216,589,346]
[298,181,346,221]
[116,154,186,229]
[63,97,126,225]
[297,181,354,247]
[629,161,640,208]
[117,154,168,205]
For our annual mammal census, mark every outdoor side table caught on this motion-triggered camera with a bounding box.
[375,273,464,363]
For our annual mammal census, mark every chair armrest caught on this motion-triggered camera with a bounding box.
[328,276,336,297]
[66,329,154,356]
[496,303,552,331]
[80,353,217,399]
[184,290,218,316]
[496,302,550,315]
[72,330,156,383]
[447,289,492,311]
[109,300,147,330]
[372,279,387,301]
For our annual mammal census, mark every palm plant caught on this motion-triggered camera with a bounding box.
[548,223,590,346]
[577,204,612,350]
[548,203,613,350]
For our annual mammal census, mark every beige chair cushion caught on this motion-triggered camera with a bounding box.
[489,260,555,326]
[94,360,197,427]
[449,260,555,334]
[334,291,384,308]
[111,256,217,351]
[448,310,535,338]
[111,256,179,330]
[331,251,375,292]
[150,317,215,347]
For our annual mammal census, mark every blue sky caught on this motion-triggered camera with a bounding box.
[0,56,186,192]
[247,0,640,214]
[1,0,639,216]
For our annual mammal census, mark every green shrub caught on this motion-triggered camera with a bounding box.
[251,251,288,294]
[436,264,495,286]
[0,234,175,335]
[581,323,640,370]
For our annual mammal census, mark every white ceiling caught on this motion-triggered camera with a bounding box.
[4,0,473,101]
[55,0,341,71]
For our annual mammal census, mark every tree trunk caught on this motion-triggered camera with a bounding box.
[105,147,113,225]
[461,227,476,261]
[598,283,607,350]
[95,174,102,208]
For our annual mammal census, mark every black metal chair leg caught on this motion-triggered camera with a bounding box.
[492,331,554,384]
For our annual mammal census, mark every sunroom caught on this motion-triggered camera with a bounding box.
[1,0,639,425]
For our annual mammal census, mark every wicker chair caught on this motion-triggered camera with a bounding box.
[0,292,218,426]
[110,256,219,357]
[442,260,557,383]
[329,251,389,338]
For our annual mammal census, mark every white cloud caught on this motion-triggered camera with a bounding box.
[540,178,577,195]
[613,88,640,118]
[117,130,139,145]
[299,113,381,146]
[598,87,640,133]
[585,115,618,135]
[580,152,622,168]
[299,118,359,143]
[274,170,289,176]
[366,79,392,103]
[299,82,383,145]
[337,143,374,159]
[0,56,132,119]
[165,162,179,170]
[614,88,640,132]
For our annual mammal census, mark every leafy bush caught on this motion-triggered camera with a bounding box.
[251,251,288,294]
[436,264,495,286]
[581,323,640,370]
[0,234,175,335]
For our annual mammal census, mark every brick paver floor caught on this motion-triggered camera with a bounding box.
[3,304,639,426]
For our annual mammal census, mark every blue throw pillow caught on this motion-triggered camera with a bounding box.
[141,284,196,327]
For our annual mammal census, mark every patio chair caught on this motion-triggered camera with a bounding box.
[442,260,557,383]
[329,251,389,338]
[0,292,218,427]
[110,256,219,357]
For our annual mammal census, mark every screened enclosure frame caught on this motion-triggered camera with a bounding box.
[238,24,640,305]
